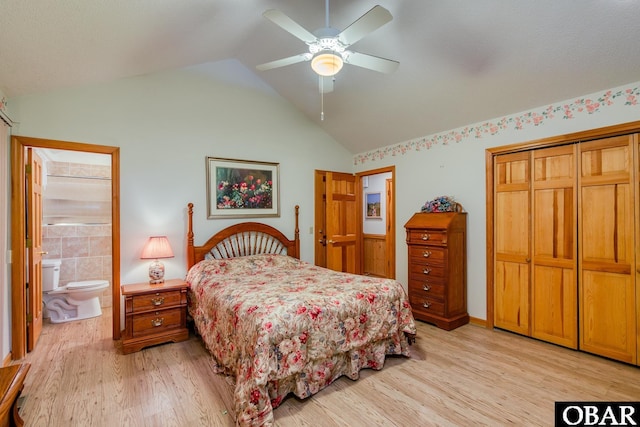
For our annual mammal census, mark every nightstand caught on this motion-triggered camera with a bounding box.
[121,278,189,354]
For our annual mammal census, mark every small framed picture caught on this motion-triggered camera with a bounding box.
[366,192,382,219]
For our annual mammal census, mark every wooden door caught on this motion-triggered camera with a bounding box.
[494,152,531,335]
[637,134,640,365]
[531,145,577,348]
[314,171,327,268]
[325,172,358,273]
[26,148,44,351]
[579,135,636,364]
[636,134,640,365]
[385,178,394,279]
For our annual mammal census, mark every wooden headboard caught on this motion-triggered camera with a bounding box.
[186,203,300,269]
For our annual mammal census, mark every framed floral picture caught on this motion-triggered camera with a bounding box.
[206,157,280,219]
[366,192,382,219]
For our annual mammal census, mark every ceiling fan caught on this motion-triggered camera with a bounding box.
[256,1,399,94]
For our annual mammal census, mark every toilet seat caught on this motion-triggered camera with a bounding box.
[46,279,109,294]
[67,280,108,290]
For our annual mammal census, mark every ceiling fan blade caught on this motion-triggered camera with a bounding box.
[337,5,392,47]
[319,76,334,94]
[256,53,311,71]
[263,9,318,44]
[344,51,399,74]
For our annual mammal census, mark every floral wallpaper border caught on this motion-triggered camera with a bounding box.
[354,86,640,165]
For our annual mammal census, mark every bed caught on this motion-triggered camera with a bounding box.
[185,203,417,426]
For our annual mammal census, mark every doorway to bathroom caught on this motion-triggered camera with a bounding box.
[10,135,121,360]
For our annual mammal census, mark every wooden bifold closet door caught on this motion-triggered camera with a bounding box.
[578,135,636,363]
[494,146,578,348]
[492,131,639,365]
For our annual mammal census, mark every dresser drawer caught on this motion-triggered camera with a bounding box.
[409,262,446,279]
[409,246,446,263]
[407,230,447,245]
[408,278,445,300]
[131,307,183,337]
[409,295,445,317]
[131,290,182,312]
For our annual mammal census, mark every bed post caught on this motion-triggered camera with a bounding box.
[294,205,300,259]
[187,203,195,269]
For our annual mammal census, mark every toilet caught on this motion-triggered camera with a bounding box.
[42,259,109,323]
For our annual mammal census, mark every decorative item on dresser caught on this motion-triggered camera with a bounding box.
[0,363,30,427]
[120,278,189,354]
[404,210,469,330]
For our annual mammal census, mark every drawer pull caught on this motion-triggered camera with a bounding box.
[151,297,165,306]
[151,318,164,327]
[421,233,430,241]
[423,284,431,292]
[422,251,432,258]
[422,268,431,275]
[423,301,431,309]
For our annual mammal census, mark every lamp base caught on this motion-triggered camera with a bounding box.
[148,260,165,284]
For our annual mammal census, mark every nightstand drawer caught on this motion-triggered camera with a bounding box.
[132,290,182,312]
[131,307,183,337]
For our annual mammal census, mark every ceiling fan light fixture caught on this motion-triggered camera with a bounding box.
[311,52,343,76]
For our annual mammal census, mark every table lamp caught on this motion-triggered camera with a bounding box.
[140,236,174,284]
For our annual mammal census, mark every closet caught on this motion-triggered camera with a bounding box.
[487,125,639,365]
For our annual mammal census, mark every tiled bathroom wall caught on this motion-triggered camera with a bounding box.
[42,225,112,307]
[42,160,112,307]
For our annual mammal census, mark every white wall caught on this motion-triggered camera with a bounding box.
[354,81,640,321]
[9,59,353,289]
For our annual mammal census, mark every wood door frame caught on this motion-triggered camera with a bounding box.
[10,135,121,360]
[485,120,640,329]
[356,166,395,279]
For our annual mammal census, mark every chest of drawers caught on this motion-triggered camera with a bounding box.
[121,278,189,354]
[404,212,469,330]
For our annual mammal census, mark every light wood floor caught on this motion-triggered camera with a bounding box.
[13,311,640,426]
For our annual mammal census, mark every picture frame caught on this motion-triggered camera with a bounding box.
[206,157,280,219]
[366,192,382,219]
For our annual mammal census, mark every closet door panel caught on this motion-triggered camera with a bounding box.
[494,152,531,335]
[532,265,576,347]
[581,184,633,269]
[581,271,635,363]
[495,261,530,334]
[532,145,577,348]
[579,135,635,363]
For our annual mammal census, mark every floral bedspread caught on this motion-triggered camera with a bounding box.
[186,254,416,427]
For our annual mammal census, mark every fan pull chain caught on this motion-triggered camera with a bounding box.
[320,78,325,121]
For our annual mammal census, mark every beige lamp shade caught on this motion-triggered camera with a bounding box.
[141,236,174,259]
[141,236,174,284]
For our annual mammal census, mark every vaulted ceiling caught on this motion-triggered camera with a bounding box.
[2,1,639,154]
